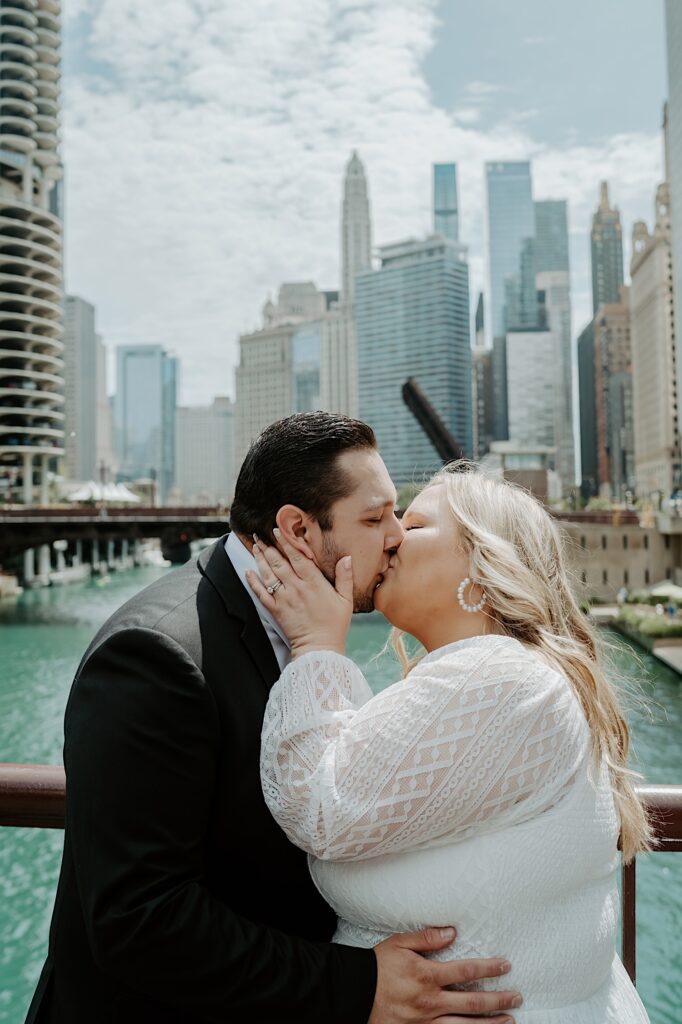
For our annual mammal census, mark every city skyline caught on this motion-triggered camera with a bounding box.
[61,1,667,406]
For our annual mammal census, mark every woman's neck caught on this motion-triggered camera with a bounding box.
[416,616,504,653]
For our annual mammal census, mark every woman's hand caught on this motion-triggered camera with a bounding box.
[245,529,354,659]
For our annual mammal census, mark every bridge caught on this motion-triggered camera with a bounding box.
[0,506,231,573]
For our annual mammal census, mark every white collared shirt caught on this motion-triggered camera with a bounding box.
[225,531,292,672]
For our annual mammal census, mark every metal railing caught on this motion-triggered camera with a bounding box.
[0,764,680,985]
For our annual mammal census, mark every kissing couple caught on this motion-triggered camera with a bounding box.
[28,411,650,1023]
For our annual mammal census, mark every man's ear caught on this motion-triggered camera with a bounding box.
[275,505,316,560]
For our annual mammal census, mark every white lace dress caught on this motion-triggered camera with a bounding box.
[260,634,650,1023]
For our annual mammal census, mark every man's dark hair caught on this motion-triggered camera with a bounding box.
[229,412,377,540]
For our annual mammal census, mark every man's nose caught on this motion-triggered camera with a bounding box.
[384,513,405,549]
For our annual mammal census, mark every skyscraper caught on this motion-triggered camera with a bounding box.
[433,163,459,242]
[472,292,493,460]
[486,162,535,339]
[0,0,64,504]
[506,328,556,449]
[63,296,98,481]
[594,288,634,501]
[578,322,598,499]
[630,183,680,498]
[320,152,373,416]
[175,397,233,506]
[340,151,372,304]
[665,2,682,445]
[590,182,624,314]
[356,236,472,486]
[535,200,570,273]
[538,270,575,489]
[114,345,178,504]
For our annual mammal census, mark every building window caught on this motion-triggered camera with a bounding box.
[645,569,650,585]
[666,567,672,580]
[624,570,629,585]
[602,569,608,585]
[580,535,586,549]
[623,535,628,550]
[601,535,607,550]
[665,535,671,550]
[644,535,649,550]
[581,571,587,584]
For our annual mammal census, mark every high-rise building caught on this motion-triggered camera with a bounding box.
[174,397,233,506]
[590,182,624,314]
[578,322,598,499]
[486,162,534,443]
[114,345,178,504]
[630,183,680,498]
[433,163,459,242]
[486,161,535,340]
[506,328,556,449]
[593,288,634,501]
[63,296,98,481]
[472,292,493,460]
[356,235,472,487]
[534,200,570,273]
[234,284,326,475]
[95,333,115,482]
[537,270,575,489]
[665,3,682,445]
[321,152,373,416]
[0,0,64,504]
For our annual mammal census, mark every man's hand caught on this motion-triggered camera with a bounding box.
[369,928,522,1024]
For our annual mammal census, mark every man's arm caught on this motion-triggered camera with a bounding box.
[64,625,376,1024]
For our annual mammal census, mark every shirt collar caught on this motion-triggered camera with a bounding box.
[225,531,291,651]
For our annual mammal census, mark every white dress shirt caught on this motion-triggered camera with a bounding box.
[225,531,292,672]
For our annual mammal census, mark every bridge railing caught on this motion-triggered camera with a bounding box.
[0,764,680,986]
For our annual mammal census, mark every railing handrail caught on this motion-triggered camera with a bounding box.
[1,765,680,985]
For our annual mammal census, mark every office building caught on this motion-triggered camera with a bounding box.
[0,0,64,504]
[486,161,535,340]
[175,397,233,506]
[665,2,682,444]
[356,235,472,486]
[506,328,556,450]
[630,183,680,499]
[538,270,575,489]
[234,284,326,474]
[578,322,598,500]
[63,296,98,481]
[472,292,493,460]
[114,345,178,504]
[594,288,634,501]
[591,182,624,314]
[321,152,373,416]
[433,163,459,242]
[534,200,570,273]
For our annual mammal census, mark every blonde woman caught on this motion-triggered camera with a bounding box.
[247,465,651,1023]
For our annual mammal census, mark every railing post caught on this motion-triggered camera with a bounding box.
[621,857,636,983]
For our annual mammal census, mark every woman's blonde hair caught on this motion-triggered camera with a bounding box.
[392,463,652,863]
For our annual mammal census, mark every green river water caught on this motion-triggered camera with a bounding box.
[0,566,680,1022]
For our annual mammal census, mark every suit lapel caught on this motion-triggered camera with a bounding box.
[199,535,282,693]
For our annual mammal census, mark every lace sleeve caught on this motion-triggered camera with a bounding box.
[260,637,589,861]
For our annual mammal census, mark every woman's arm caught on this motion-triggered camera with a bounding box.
[261,637,589,861]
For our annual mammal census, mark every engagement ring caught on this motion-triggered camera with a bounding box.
[267,581,283,594]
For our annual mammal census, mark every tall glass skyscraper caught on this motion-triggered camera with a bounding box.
[114,345,178,504]
[356,236,472,486]
[535,200,570,273]
[665,1,682,445]
[433,163,459,242]
[590,182,624,314]
[486,162,534,339]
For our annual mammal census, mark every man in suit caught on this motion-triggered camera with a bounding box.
[26,412,521,1024]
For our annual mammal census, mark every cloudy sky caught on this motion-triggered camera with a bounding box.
[62,0,668,405]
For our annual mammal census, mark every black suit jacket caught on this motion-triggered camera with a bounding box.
[26,536,377,1023]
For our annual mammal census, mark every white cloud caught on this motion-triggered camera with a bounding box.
[61,0,663,403]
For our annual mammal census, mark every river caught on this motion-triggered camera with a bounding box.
[0,565,681,1022]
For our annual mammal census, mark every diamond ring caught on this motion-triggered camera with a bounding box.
[267,580,283,595]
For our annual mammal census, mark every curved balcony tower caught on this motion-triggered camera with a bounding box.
[0,0,63,505]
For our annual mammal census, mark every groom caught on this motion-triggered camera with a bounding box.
[26,411,521,1024]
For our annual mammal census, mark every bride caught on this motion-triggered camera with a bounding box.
[247,464,652,1023]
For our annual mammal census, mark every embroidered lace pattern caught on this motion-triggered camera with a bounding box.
[260,635,589,861]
